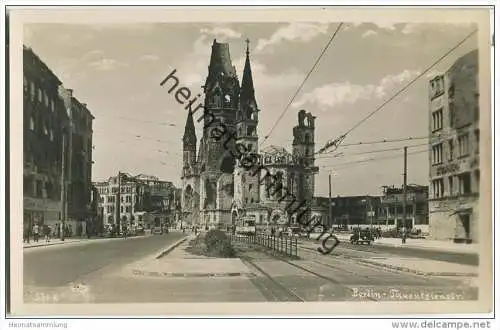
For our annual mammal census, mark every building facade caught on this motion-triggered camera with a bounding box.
[314,195,381,229]
[379,184,429,231]
[428,49,479,243]
[23,46,68,231]
[180,39,318,229]
[94,174,178,231]
[58,87,95,235]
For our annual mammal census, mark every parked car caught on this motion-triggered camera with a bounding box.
[350,228,374,245]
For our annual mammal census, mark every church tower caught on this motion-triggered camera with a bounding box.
[181,109,200,226]
[234,39,261,212]
[292,110,318,207]
[198,39,240,226]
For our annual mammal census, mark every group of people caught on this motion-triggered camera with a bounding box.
[23,222,74,243]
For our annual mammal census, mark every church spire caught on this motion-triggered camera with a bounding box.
[240,38,255,100]
[183,109,196,147]
[240,38,258,115]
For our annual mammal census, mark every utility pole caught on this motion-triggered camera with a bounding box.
[116,171,121,235]
[402,146,408,230]
[59,128,66,241]
[328,173,332,229]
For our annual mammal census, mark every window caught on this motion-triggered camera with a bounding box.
[44,92,49,107]
[474,170,480,193]
[49,129,54,141]
[458,172,471,195]
[448,176,454,196]
[249,183,253,192]
[448,140,454,160]
[121,206,124,213]
[29,116,35,131]
[43,123,48,136]
[30,82,35,100]
[474,129,479,154]
[432,108,443,131]
[23,76,28,93]
[432,178,444,198]
[125,206,130,212]
[432,143,443,165]
[458,133,469,157]
[37,88,42,102]
[51,99,55,112]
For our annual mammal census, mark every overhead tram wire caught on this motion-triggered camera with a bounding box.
[316,28,478,155]
[320,149,428,170]
[316,142,428,159]
[260,22,344,148]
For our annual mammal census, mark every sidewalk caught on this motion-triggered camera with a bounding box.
[23,234,151,249]
[352,255,478,277]
[23,238,88,249]
[312,233,478,254]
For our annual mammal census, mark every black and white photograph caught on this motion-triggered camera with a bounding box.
[5,6,493,317]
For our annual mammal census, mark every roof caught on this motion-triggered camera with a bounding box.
[261,145,291,156]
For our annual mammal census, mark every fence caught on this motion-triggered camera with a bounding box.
[229,234,298,258]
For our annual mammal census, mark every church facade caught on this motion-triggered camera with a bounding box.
[181,39,320,229]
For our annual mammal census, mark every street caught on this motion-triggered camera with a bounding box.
[23,233,478,303]
[24,233,184,289]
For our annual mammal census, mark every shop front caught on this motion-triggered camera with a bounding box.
[23,197,61,230]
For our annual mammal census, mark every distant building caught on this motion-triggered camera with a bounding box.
[428,49,479,243]
[379,184,429,231]
[313,195,380,229]
[23,46,68,231]
[94,174,178,231]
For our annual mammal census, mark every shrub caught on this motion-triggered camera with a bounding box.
[204,229,236,258]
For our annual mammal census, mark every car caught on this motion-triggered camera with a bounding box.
[350,229,374,245]
[152,226,164,235]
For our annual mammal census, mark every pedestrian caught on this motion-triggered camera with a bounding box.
[44,224,51,242]
[32,223,40,242]
[23,224,30,243]
[401,227,407,244]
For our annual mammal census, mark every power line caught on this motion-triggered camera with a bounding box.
[97,114,179,127]
[316,143,427,159]
[260,22,344,147]
[317,28,478,155]
[320,149,427,170]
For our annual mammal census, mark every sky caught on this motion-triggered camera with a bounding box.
[24,21,478,197]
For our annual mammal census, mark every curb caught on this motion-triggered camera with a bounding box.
[132,269,249,278]
[23,240,84,249]
[354,258,477,277]
[23,235,150,249]
[155,235,193,259]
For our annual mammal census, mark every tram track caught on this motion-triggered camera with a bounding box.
[239,255,305,302]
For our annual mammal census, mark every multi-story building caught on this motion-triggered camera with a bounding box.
[94,174,178,231]
[379,184,429,231]
[314,195,381,229]
[23,46,69,231]
[58,87,95,235]
[23,45,95,237]
[428,49,479,243]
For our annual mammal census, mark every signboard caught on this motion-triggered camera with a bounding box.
[24,197,61,212]
[381,195,415,204]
